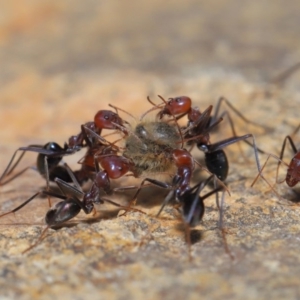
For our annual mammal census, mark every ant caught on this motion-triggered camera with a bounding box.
[0,162,144,253]
[179,176,231,260]
[0,110,128,195]
[155,95,262,182]
[0,106,131,184]
[251,124,300,201]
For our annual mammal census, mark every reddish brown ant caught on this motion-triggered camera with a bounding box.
[154,95,262,182]
[251,125,300,201]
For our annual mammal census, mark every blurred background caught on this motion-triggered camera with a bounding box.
[0,0,299,145]
[1,1,300,299]
[1,0,300,143]
[1,0,300,78]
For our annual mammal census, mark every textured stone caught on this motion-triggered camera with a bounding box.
[1,1,300,300]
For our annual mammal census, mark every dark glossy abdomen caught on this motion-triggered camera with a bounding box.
[205,150,228,181]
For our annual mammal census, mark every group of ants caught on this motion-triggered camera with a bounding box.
[0,94,299,259]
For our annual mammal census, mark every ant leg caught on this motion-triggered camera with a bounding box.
[108,103,136,122]
[291,123,300,139]
[0,150,26,183]
[217,190,234,260]
[270,62,300,86]
[112,186,139,192]
[217,110,265,158]
[54,178,84,200]
[43,156,52,207]
[213,175,221,210]
[213,97,270,131]
[156,189,176,217]
[120,178,172,217]
[204,134,262,175]
[0,166,33,186]
[22,225,50,254]
[250,153,289,200]
[100,197,145,215]
[59,163,82,191]
[276,136,297,184]
[0,191,41,218]
[131,178,172,206]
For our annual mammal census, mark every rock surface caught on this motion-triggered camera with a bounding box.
[0,1,300,299]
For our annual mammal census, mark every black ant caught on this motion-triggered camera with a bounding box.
[0,112,127,185]
[179,176,230,260]
[0,160,144,253]
[0,142,76,187]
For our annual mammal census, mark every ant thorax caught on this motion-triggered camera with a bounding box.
[123,120,180,176]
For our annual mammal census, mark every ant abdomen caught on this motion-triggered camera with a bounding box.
[45,199,81,226]
[36,142,64,176]
[204,150,229,181]
[182,194,205,227]
[48,166,73,182]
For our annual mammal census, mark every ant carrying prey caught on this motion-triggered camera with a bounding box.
[0,95,263,256]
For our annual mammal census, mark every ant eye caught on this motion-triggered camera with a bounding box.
[198,144,209,152]
[175,98,181,102]
[104,115,109,120]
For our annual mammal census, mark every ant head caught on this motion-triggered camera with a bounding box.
[45,199,81,226]
[94,110,124,130]
[158,96,192,119]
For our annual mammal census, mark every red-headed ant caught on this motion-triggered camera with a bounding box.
[251,124,300,201]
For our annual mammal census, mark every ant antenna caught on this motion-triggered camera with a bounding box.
[139,96,164,121]
[108,103,136,122]
[270,62,300,86]
[111,121,145,147]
